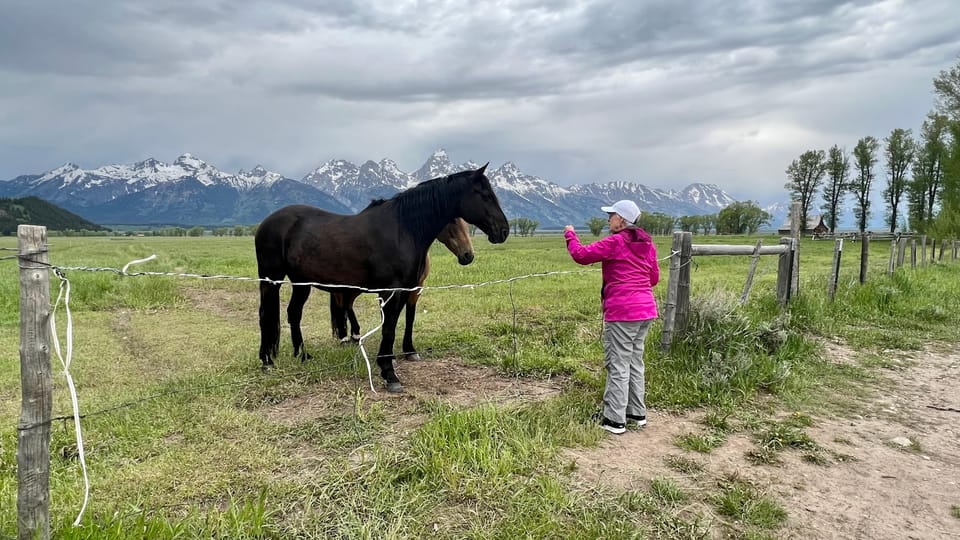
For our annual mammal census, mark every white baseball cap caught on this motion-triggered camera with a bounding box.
[600,200,641,224]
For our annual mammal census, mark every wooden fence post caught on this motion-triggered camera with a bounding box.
[909,237,916,268]
[660,232,683,351]
[675,232,692,334]
[776,237,793,305]
[920,235,927,266]
[888,237,897,274]
[828,238,843,302]
[859,234,870,284]
[740,239,763,304]
[940,239,947,262]
[896,236,907,268]
[789,202,800,296]
[17,225,52,540]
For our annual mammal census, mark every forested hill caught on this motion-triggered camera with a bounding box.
[0,196,108,235]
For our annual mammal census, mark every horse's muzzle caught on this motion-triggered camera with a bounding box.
[458,251,475,265]
[488,227,509,244]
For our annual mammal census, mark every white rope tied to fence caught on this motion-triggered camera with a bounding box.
[355,292,396,394]
[121,253,157,274]
[49,269,89,526]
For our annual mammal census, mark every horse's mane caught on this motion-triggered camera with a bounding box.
[365,170,474,233]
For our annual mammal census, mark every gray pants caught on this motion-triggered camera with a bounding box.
[602,319,653,424]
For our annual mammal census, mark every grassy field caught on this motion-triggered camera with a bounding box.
[1,232,958,538]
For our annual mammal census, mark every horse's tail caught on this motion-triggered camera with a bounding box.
[255,216,286,365]
[258,280,281,365]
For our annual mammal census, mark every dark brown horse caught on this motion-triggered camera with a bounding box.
[255,166,509,392]
[330,217,475,362]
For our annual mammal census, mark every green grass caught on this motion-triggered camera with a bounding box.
[712,477,787,531]
[649,477,689,506]
[664,454,705,475]
[675,431,727,453]
[1,233,959,538]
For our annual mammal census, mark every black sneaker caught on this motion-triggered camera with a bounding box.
[626,414,647,427]
[601,417,626,435]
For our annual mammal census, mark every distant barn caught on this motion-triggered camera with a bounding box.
[778,214,829,236]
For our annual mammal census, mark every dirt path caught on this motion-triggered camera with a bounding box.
[568,342,960,539]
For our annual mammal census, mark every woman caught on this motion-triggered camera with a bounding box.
[564,200,660,434]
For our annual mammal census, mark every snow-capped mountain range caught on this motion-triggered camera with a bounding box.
[0,149,739,228]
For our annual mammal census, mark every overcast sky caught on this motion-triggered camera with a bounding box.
[1,0,958,203]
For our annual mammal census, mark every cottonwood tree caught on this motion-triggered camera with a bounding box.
[931,56,960,236]
[821,145,849,233]
[509,217,539,236]
[882,128,916,233]
[586,216,606,236]
[908,113,949,232]
[933,56,960,117]
[676,214,716,235]
[849,136,880,233]
[785,150,827,231]
[635,212,674,235]
[716,201,771,235]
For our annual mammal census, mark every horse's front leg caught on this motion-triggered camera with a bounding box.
[346,304,361,342]
[287,284,313,361]
[401,291,421,361]
[341,290,362,342]
[377,291,407,392]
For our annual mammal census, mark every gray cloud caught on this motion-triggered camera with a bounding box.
[1,0,959,204]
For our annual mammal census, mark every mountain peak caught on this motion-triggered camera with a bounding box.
[52,163,81,174]
[413,149,455,181]
[134,158,160,169]
[175,153,206,169]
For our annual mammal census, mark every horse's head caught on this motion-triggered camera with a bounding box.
[459,164,509,244]
[436,217,475,265]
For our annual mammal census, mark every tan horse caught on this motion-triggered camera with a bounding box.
[330,217,474,361]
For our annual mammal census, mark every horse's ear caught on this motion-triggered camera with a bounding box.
[476,163,488,176]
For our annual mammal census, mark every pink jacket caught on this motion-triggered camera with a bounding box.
[565,227,660,322]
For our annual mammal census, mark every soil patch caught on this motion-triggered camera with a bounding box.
[262,357,563,428]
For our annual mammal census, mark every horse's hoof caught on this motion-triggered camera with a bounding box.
[386,382,404,393]
[350,334,361,342]
[338,336,352,345]
[403,352,422,362]
[260,363,274,372]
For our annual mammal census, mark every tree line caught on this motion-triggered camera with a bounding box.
[581,203,771,237]
[785,58,960,237]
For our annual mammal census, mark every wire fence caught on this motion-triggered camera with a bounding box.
[8,233,956,528]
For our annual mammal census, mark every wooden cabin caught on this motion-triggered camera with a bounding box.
[777,214,829,236]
